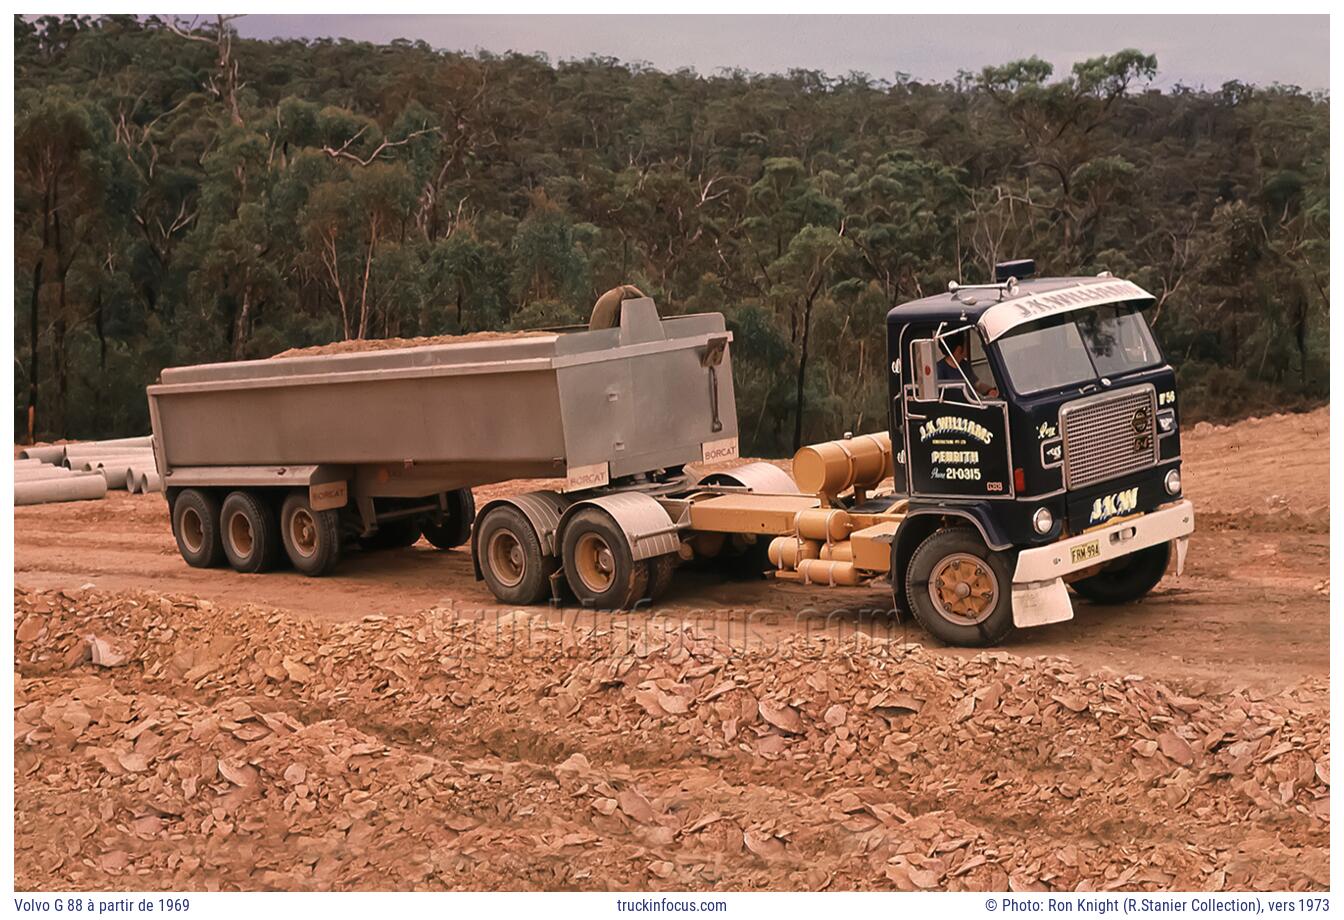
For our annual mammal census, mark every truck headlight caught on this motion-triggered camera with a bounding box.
[1165,469,1182,495]
[1032,506,1054,535]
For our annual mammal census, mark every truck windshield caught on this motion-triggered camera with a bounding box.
[995,303,1162,395]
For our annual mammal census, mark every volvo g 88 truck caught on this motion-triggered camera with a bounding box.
[877,259,1194,645]
[149,267,1193,648]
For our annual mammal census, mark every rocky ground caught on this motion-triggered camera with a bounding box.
[12,408,1330,891]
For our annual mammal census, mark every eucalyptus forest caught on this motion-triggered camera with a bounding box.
[14,15,1328,452]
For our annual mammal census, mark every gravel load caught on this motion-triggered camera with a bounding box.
[271,330,551,359]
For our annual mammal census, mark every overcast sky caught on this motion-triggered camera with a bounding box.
[231,15,1329,91]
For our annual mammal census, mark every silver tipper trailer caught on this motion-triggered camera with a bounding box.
[148,293,798,606]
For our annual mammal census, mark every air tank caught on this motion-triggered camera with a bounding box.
[791,432,892,498]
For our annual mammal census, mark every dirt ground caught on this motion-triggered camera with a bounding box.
[13,408,1330,891]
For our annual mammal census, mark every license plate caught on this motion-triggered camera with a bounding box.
[1071,540,1101,565]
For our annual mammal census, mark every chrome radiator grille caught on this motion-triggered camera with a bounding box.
[1059,385,1159,490]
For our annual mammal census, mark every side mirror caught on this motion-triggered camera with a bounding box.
[912,339,939,402]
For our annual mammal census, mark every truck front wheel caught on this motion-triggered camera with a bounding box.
[172,489,226,568]
[477,505,555,605]
[280,493,342,576]
[1070,542,1171,605]
[906,528,1015,647]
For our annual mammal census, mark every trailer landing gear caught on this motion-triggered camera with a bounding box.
[422,488,475,550]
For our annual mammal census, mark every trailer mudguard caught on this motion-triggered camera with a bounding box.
[693,461,798,494]
[557,492,681,561]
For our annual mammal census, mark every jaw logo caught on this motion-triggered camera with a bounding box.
[1089,487,1138,524]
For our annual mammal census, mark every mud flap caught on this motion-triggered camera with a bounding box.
[1012,577,1074,628]
[1175,536,1189,575]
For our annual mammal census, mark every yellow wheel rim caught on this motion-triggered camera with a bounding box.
[928,553,999,626]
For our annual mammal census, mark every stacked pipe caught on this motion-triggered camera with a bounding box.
[14,435,160,505]
[14,462,108,506]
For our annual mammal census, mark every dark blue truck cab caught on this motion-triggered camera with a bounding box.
[885,261,1194,645]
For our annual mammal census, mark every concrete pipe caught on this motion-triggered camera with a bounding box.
[96,466,134,490]
[15,466,78,482]
[126,464,160,493]
[75,452,154,471]
[792,432,892,497]
[768,536,821,569]
[79,435,153,451]
[16,473,108,506]
[794,507,853,543]
[14,458,50,469]
[796,558,863,587]
[138,471,164,494]
[76,457,137,473]
[63,444,155,466]
[17,445,67,463]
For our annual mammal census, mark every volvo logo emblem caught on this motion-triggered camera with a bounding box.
[1131,408,1150,432]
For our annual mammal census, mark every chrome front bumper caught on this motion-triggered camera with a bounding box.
[1010,500,1195,628]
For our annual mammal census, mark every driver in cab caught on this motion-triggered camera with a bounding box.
[938,335,1000,399]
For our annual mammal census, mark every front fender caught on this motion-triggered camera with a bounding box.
[890,502,1014,615]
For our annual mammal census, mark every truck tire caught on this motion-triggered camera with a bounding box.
[906,528,1015,647]
[280,492,342,577]
[360,518,422,551]
[172,489,225,568]
[423,488,475,550]
[561,508,650,610]
[1071,542,1171,605]
[476,505,555,605]
[648,552,678,600]
[220,491,282,573]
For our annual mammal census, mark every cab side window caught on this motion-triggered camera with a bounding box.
[968,333,991,384]
[908,327,1001,404]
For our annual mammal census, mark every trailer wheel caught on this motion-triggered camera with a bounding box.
[561,508,650,610]
[906,528,1014,647]
[280,493,341,577]
[1071,542,1171,605]
[172,489,225,568]
[220,491,282,573]
[477,505,555,605]
[424,488,476,550]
